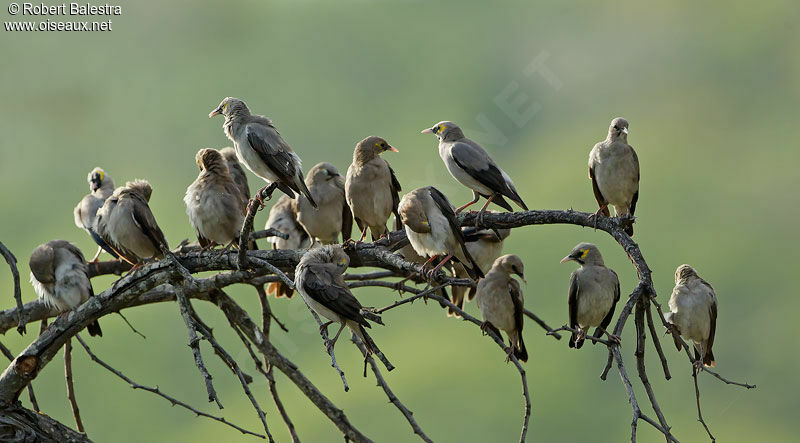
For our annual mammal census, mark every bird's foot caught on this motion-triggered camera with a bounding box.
[692,359,704,371]
[606,333,621,345]
[480,321,492,336]
[588,207,607,230]
[319,321,333,336]
[504,347,513,363]
[324,339,336,354]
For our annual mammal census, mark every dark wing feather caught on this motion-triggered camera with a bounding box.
[387,161,403,228]
[303,266,369,327]
[589,166,610,216]
[427,187,483,278]
[130,194,169,255]
[705,289,717,367]
[88,228,119,258]
[594,268,620,339]
[341,200,353,241]
[568,271,580,348]
[450,141,526,209]
[509,279,528,361]
[246,125,300,193]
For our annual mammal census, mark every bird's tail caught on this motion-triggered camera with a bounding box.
[704,349,716,368]
[514,332,528,362]
[569,330,585,349]
[87,319,102,337]
[447,286,464,317]
[267,282,294,298]
[298,178,318,208]
[354,323,394,372]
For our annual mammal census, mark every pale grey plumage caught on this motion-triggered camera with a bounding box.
[476,254,527,361]
[29,240,101,336]
[561,242,620,349]
[450,225,510,316]
[73,167,118,261]
[294,162,353,244]
[664,264,717,367]
[588,117,640,236]
[264,195,310,298]
[185,148,246,248]
[220,146,251,204]
[345,136,401,241]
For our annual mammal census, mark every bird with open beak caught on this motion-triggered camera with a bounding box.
[96,179,169,267]
[345,136,402,241]
[476,254,528,362]
[664,264,717,368]
[560,243,620,348]
[74,167,119,262]
[29,240,102,336]
[209,97,317,209]
[588,117,640,236]
[398,186,484,281]
[294,162,353,245]
[421,121,527,226]
[294,245,388,366]
[184,148,247,250]
[264,195,309,298]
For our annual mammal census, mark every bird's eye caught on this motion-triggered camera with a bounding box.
[613,125,619,130]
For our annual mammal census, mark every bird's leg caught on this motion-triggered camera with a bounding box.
[213,240,237,259]
[455,192,481,214]
[325,322,347,353]
[504,346,514,363]
[357,226,369,243]
[589,205,609,229]
[426,254,453,280]
[475,195,496,227]
[123,262,142,277]
[418,255,439,276]
[89,246,103,263]
[252,182,279,211]
[480,321,497,336]
[319,320,333,336]
[601,328,621,345]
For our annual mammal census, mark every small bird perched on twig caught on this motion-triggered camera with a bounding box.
[184,148,247,250]
[29,240,102,336]
[588,117,640,236]
[264,195,310,298]
[294,245,387,364]
[421,121,527,226]
[73,167,118,262]
[450,225,511,317]
[345,136,402,242]
[664,264,717,368]
[96,179,169,267]
[560,243,620,349]
[209,97,317,209]
[476,254,527,362]
[294,162,353,245]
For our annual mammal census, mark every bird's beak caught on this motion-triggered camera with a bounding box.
[560,255,573,264]
[622,127,629,135]
[209,108,221,118]
[420,127,434,134]
[519,274,527,284]
[386,145,399,152]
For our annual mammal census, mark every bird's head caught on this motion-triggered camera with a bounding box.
[29,243,56,284]
[421,121,463,141]
[329,245,350,271]
[307,162,341,184]
[195,148,227,173]
[494,254,526,283]
[560,242,603,266]
[87,167,106,192]
[209,97,249,118]
[675,264,698,283]
[398,190,431,233]
[123,179,153,202]
[608,117,629,141]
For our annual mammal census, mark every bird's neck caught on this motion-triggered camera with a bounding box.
[353,149,376,165]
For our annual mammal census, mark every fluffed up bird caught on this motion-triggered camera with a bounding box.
[209,97,317,208]
[184,148,247,249]
[264,195,310,298]
[96,179,169,267]
[398,186,483,280]
[664,264,717,368]
[294,162,353,245]
[588,117,640,236]
[295,245,386,360]
[345,136,402,242]
[561,243,620,349]
[29,240,101,336]
[450,226,511,316]
[220,146,252,204]
[422,121,527,225]
[74,167,118,262]
[476,254,527,362]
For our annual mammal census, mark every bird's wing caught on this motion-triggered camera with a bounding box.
[73,201,85,229]
[589,165,608,210]
[629,146,640,216]
[245,123,299,188]
[130,194,169,253]
[509,278,524,334]
[596,268,620,336]
[427,187,483,278]
[387,161,403,228]
[568,270,579,328]
[706,295,717,365]
[53,240,87,263]
[302,265,368,326]
[341,199,353,242]
[450,141,525,207]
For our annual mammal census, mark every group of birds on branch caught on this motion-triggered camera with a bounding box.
[25,97,717,371]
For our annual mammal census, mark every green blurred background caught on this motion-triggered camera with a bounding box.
[1,1,798,441]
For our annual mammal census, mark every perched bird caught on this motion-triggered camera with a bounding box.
[264,195,310,298]
[96,180,169,266]
[560,243,620,349]
[294,162,353,244]
[29,240,101,336]
[450,226,511,316]
[476,254,527,362]
[345,136,401,241]
[185,148,247,249]
[588,117,640,236]
[295,245,385,356]
[209,97,316,208]
[73,167,118,262]
[220,146,251,203]
[664,264,717,368]
[398,186,483,280]
[421,121,527,225]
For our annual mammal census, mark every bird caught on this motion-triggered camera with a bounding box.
[397,186,483,280]
[560,242,620,349]
[264,195,310,298]
[184,148,247,249]
[209,97,317,208]
[29,240,102,336]
[421,121,527,225]
[294,245,385,358]
[664,264,717,368]
[220,146,252,204]
[450,226,511,316]
[73,167,119,262]
[476,254,527,362]
[345,136,402,242]
[588,117,640,236]
[294,162,353,245]
[96,179,169,267]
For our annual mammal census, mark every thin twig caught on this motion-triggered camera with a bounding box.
[116,311,146,339]
[0,340,38,412]
[693,367,715,442]
[0,241,26,334]
[523,309,562,340]
[64,339,85,433]
[645,301,671,380]
[74,335,264,438]
[238,183,278,270]
[547,325,614,346]
[307,307,349,392]
[251,228,290,240]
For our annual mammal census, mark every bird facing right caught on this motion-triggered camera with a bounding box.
[29,240,101,336]
[560,243,620,349]
[664,264,717,368]
[588,117,640,236]
[476,254,528,362]
[73,167,118,262]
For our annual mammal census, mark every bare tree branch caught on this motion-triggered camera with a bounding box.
[63,339,85,434]
[0,242,26,334]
